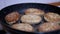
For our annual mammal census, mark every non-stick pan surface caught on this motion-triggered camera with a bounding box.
[0,3,60,34]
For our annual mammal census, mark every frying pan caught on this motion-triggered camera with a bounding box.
[0,3,60,34]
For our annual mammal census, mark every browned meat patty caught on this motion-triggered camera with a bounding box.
[44,12,60,23]
[25,8,45,15]
[38,22,60,32]
[21,15,42,24]
[5,12,20,24]
[11,23,34,32]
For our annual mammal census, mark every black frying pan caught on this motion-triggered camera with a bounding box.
[0,3,60,34]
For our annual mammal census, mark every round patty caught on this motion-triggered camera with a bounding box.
[21,15,42,24]
[44,12,60,23]
[38,22,60,32]
[25,8,45,15]
[11,23,34,32]
[5,12,20,24]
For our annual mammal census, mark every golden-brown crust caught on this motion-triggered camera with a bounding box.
[11,23,34,32]
[5,12,20,24]
[38,22,60,32]
[25,8,45,15]
[44,12,60,23]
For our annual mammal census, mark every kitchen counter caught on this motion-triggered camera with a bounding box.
[49,2,60,6]
[0,0,60,10]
